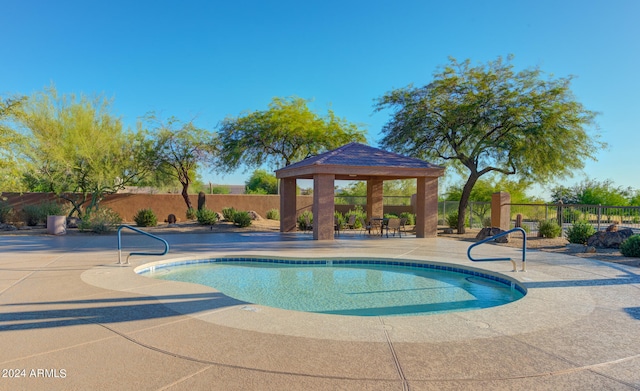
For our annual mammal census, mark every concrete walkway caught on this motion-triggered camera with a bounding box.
[0,231,638,390]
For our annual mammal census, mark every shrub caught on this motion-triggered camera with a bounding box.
[266,208,280,220]
[538,219,562,238]
[232,211,252,227]
[566,220,596,244]
[133,208,158,227]
[445,212,458,228]
[620,235,640,257]
[0,201,12,223]
[297,211,313,230]
[482,217,492,228]
[196,208,218,225]
[22,201,65,226]
[186,208,197,220]
[334,211,345,229]
[345,206,367,229]
[222,207,237,221]
[78,208,122,233]
[400,212,416,226]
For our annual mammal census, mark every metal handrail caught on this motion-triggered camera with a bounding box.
[467,227,527,272]
[117,225,169,265]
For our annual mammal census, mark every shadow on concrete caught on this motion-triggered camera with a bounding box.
[0,292,246,331]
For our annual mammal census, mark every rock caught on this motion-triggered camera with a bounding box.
[443,228,454,234]
[586,229,634,249]
[606,223,619,232]
[0,223,17,231]
[247,211,263,221]
[566,243,587,253]
[585,246,597,253]
[66,217,80,228]
[167,214,177,224]
[475,227,509,243]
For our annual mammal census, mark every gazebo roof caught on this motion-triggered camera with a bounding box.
[275,142,444,181]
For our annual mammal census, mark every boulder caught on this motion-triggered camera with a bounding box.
[0,223,17,231]
[475,227,509,243]
[167,214,177,224]
[586,228,634,248]
[247,211,263,221]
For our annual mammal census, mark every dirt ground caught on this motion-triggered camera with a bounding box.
[4,220,639,268]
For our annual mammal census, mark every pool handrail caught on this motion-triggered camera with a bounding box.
[117,224,169,265]
[467,227,527,272]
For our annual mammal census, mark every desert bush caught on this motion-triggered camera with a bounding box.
[266,208,280,220]
[232,211,252,227]
[538,219,562,238]
[345,206,367,229]
[222,207,237,221]
[133,208,158,227]
[565,220,596,244]
[0,201,12,223]
[22,201,64,226]
[445,212,458,228]
[186,208,197,220]
[620,235,640,257]
[196,208,218,225]
[297,211,313,230]
[482,216,492,228]
[78,208,122,233]
[400,212,416,226]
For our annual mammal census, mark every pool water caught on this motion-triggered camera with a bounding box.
[144,261,524,316]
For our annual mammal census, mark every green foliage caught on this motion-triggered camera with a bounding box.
[133,208,158,227]
[400,212,415,225]
[0,200,12,223]
[232,211,252,227]
[297,210,313,230]
[22,201,64,226]
[334,211,345,229]
[445,212,458,228]
[186,207,197,220]
[15,86,155,218]
[216,96,367,171]
[620,235,640,257]
[146,114,216,211]
[565,220,596,244]
[78,208,122,233]
[538,219,562,238]
[551,179,634,205]
[211,185,230,194]
[376,56,603,233]
[560,208,583,223]
[245,169,278,194]
[0,97,28,191]
[482,217,492,228]
[196,208,218,225]
[266,208,280,220]
[345,206,367,228]
[222,207,237,221]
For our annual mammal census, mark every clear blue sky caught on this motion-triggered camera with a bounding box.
[2,0,638,199]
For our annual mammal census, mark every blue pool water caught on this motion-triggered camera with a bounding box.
[141,259,525,316]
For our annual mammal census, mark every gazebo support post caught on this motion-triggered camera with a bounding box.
[366,179,384,219]
[313,174,335,240]
[415,177,439,238]
[279,178,297,232]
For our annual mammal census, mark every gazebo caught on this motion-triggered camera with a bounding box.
[275,143,445,240]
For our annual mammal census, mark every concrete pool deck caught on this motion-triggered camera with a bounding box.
[0,231,638,390]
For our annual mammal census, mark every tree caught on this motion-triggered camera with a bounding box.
[216,96,367,171]
[375,56,603,233]
[550,179,633,206]
[0,96,28,191]
[12,86,154,217]
[245,169,278,194]
[147,115,216,210]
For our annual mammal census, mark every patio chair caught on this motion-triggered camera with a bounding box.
[346,215,357,231]
[399,217,408,235]
[386,218,402,237]
[334,216,341,236]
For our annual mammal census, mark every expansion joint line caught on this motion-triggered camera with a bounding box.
[379,317,410,391]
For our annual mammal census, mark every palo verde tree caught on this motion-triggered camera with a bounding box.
[216,96,367,171]
[376,56,604,233]
[147,115,216,211]
[0,96,28,191]
[13,86,155,217]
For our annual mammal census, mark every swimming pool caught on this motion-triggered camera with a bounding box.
[138,258,526,316]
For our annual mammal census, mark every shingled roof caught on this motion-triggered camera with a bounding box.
[275,142,444,180]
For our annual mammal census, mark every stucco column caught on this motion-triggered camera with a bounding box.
[415,177,439,238]
[313,174,335,240]
[491,191,511,230]
[366,179,384,219]
[279,178,297,232]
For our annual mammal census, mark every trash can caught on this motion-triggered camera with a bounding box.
[47,215,67,235]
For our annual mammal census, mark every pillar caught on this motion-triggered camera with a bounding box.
[491,191,511,230]
[313,174,335,240]
[415,177,439,238]
[279,178,297,232]
[366,179,384,219]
